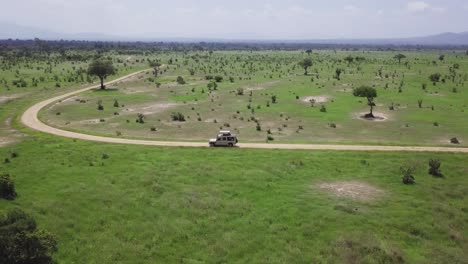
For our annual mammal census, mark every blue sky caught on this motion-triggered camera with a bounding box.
[2,0,467,39]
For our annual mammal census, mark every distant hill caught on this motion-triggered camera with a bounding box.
[1,21,467,45]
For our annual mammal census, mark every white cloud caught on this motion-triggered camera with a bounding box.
[407,1,446,13]
[407,1,429,12]
[344,5,360,13]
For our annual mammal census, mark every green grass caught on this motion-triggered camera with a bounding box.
[1,136,467,263]
[40,50,468,146]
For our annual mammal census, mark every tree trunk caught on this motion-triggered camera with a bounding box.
[100,77,105,89]
[304,68,308,75]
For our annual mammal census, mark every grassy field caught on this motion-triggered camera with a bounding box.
[0,135,467,263]
[1,47,467,263]
[40,50,468,146]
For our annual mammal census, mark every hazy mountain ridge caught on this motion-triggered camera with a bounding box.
[1,21,468,45]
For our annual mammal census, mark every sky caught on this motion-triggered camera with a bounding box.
[1,0,467,39]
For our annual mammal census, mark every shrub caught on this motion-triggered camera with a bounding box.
[150,126,157,131]
[102,154,110,159]
[256,123,262,131]
[0,174,17,200]
[428,159,443,177]
[401,166,415,185]
[215,76,223,82]
[176,76,186,84]
[136,113,145,124]
[113,99,119,107]
[267,135,274,141]
[450,137,460,144]
[97,100,104,110]
[320,105,327,112]
[237,88,244,95]
[429,73,441,82]
[171,112,186,122]
[0,208,58,263]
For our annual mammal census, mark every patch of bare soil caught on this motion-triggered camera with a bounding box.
[317,181,385,201]
[0,118,25,147]
[124,102,180,115]
[301,96,329,103]
[77,119,102,125]
[245,81,279,91]
[353,112,390,122]
[0,94,22,105]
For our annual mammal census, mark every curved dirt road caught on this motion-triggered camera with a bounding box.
[21,70,468,153]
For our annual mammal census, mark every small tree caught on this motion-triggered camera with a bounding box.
[353,86,377,118]
[271,95,277,104]
[0,173,17,200]
[113,99,119,107]
[335,68,343,80]
[88,59,115,89]
[394,54,406,64]
[429,73,441,83]
[136,113,145,124]
[97,100,104,110]
[305,49,312,55]
[299,58,313,75]
[428,159,443,177]
[344,55,354,65]
[149,60,161,77]
[417,99,423,108]
[401,166,415,185]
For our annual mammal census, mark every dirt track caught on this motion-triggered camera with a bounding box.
[21,70,468,153]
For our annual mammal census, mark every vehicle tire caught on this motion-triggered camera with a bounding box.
[209,143,214,147]
[228,143,233,147]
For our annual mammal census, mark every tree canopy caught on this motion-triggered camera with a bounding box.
[87,59,115,89]
[353,86,378,118]
[0,208,57,264]
[298,58,313,75]
[394,54,406,64]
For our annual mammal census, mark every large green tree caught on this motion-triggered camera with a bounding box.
[88,59,115,89]
[353,86,378,118]
[299,58,313,75]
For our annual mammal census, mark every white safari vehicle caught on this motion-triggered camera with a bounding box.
[209,130,238,147]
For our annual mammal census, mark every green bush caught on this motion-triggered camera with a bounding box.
[401,167,415,185]
[428,159,443,177]
[0,173,17,200]
[176,76,186,84]
[0,208,57,264]
[171,112,186,122]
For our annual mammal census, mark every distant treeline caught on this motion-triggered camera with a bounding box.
[0,39,467,56]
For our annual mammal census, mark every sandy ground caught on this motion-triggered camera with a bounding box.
[20,69,468,153]
[301,96,329,103]
[317,181,385,201]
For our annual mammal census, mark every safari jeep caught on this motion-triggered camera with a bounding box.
[209,130,238,147]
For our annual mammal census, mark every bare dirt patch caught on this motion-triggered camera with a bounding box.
[124,102,180,115]
[317,181,385,201]
[301,96,329,103]
[0,118,26,147]
[0,94,22,105]
[245,81,279,91]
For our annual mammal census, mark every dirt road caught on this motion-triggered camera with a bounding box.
[21,70,468,153]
